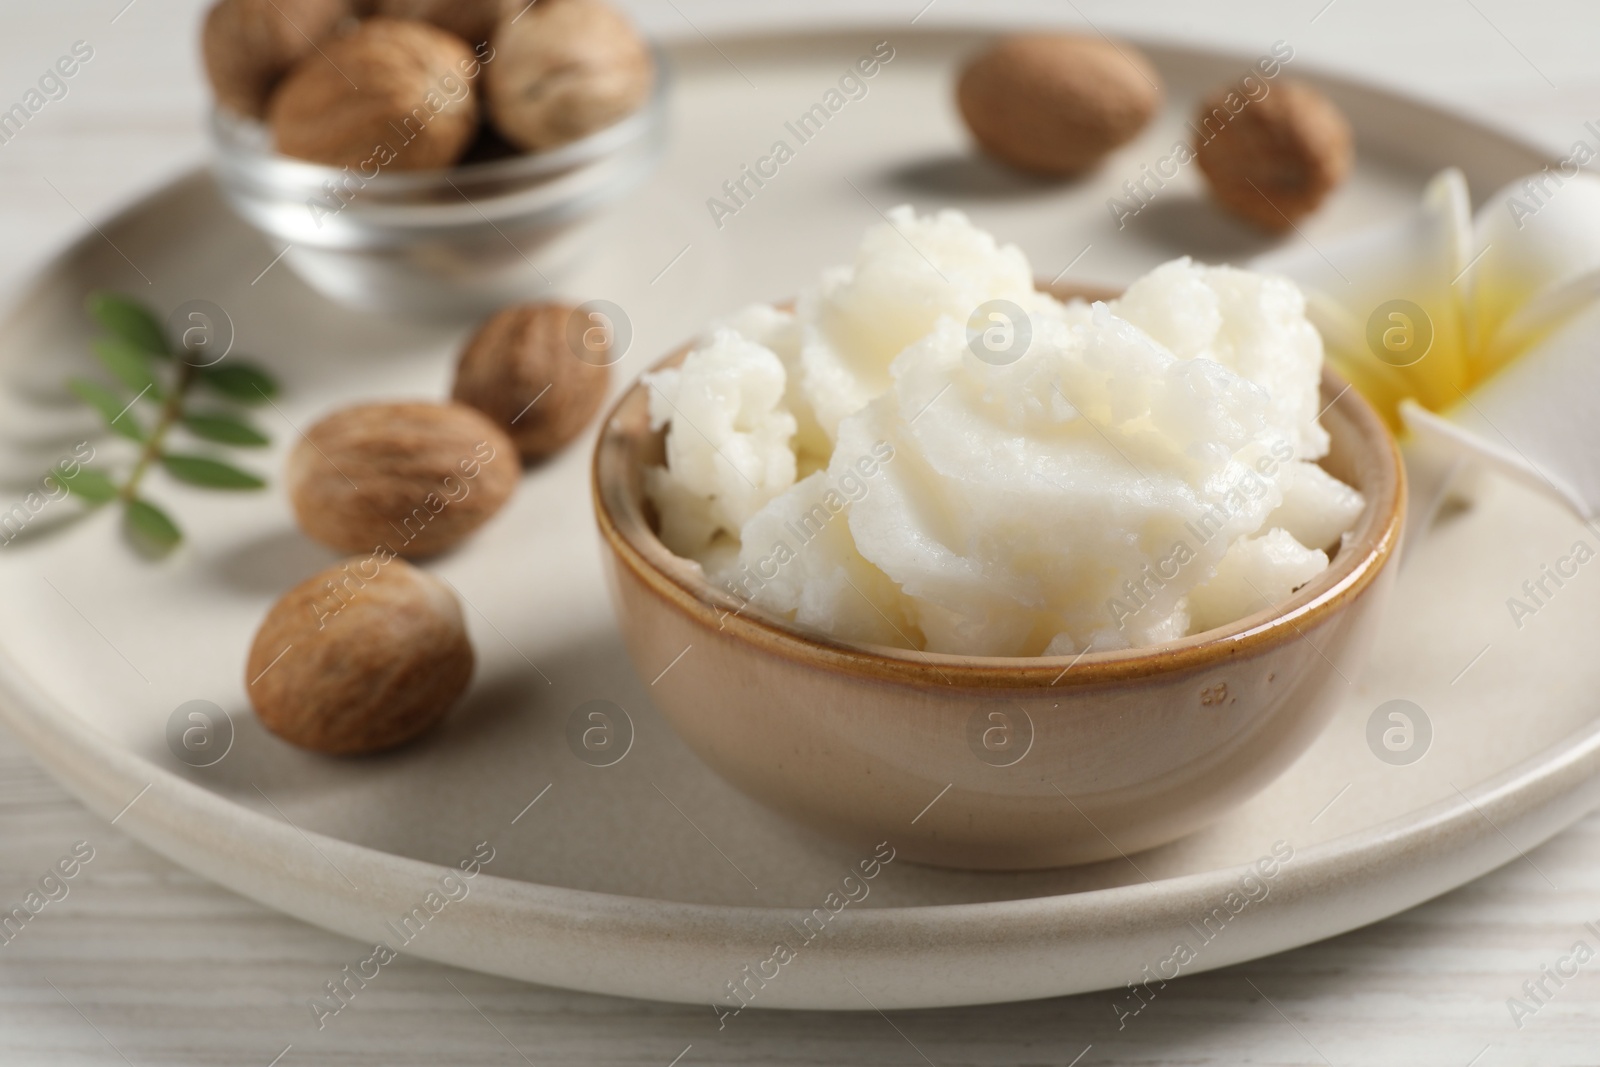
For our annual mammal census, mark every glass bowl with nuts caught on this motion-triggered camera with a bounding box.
[202,0,667,318]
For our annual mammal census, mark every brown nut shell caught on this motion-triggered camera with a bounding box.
[246,557,474,754]
[486,0,653,152]
[374,0,506,45]
[1193,78,1353,231]
[452,303,611,462]
[202,0,351,118]
[287,401,519,557]
[956,34,1162,177]
[268,18,480,170]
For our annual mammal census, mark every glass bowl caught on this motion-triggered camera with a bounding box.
[207,55,669,319]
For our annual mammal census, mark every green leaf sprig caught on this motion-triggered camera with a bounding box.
[57,293,280,555]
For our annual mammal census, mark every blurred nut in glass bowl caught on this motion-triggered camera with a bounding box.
[486,0,655,152]
[201,0,352,119]
[201,0,666,318]
[372,0,504,46]
[268,18,480,170]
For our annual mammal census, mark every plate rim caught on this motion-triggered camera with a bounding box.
[9,627,1599,1009]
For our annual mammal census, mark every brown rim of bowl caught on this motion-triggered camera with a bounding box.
[592,282,1406,690]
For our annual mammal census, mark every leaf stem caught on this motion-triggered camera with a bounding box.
[119,360,196,503]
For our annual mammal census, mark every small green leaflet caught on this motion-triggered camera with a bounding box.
[63,292,281,557]
[67,377,144,441]
[53,466,117,503]
[199,361,278,404]
[91,337,163,399]
[125,497,181,553]
[161,453,265,489]
[181,412,268,446]
[86,293,169,357]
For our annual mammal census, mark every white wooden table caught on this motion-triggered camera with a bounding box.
[4,1,1600,1062]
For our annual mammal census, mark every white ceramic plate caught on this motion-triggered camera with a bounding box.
[2,29,1594,1011]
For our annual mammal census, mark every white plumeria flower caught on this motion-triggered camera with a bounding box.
[1256,167,1600,525]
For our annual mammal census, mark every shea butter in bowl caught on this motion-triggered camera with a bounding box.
[593,212,1405,870]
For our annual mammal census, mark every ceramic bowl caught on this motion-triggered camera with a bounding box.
[592,288,1406,870]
